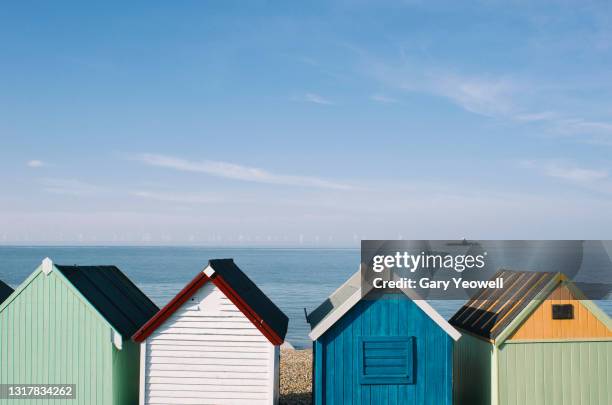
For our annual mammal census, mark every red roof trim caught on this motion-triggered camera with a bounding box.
[132,272,209,342]
[132,270,283,345]
[212,275,283,345]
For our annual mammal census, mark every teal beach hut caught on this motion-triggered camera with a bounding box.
[0,258,159,405]
[306,271,461,405]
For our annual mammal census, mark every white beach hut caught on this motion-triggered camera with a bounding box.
[132,259,289,405]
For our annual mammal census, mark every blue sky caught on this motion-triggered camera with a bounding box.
[2,1,612,245]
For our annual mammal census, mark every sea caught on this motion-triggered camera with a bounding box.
[0,246,610,349]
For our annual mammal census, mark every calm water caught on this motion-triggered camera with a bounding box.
[0,246,610,348]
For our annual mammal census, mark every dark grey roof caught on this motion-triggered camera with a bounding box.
[0,280,13,305]
[56,265,159,337]
[209,259,288,341]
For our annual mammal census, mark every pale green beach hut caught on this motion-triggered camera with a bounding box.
[0,258,159,405]
[450,270,612,405]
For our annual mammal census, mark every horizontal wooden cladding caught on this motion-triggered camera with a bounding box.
[144,282,274,405]
[154,326,263,336]
[148,360,269,371]
[157,318,255,328]
[148,368,269,379]
[149,357,267,367]
[509,284,612,341]
[149,390,268,399]
[149,333,268,342]
[170,311,245,318]
[147,383,269,393]
[147,397,268,405]
[149,349,268,358]
[149,376,269,386]
[148,340,268,350]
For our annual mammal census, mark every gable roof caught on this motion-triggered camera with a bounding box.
[449,269,612,344]
[306,269,461,341]
[132,259,288,345]
[0,259,159,343]
[54,264,160,338]
[0,280,13,305]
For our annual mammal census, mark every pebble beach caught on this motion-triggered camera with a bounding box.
[280,349,313,405]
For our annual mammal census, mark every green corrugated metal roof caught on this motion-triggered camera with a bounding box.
[449,270,558,340]
[0,280,13,304]
[55,265,159,337]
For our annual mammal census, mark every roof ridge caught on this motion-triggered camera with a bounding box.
[133,260,288,345]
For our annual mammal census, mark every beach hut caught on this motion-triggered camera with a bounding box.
[132,258,289,405]
[450,270,612,405]
[0,280,13,304]
[306,271,461,405]
[0,258,159,405]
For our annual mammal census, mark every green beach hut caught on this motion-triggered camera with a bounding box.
[0,258,159,405]
[450,270,612,405]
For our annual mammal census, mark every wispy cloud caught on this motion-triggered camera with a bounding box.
[131,190,221,204]
[371,94,398,103]
[366,55,612,144]
[432,74,517,117]
[27,160,45,168]
[514,111,558,122]
[520,160,608,183]
[366,56,518,117]
[131,153,354,190]
[303,93,334,105]
[41,178,107,195]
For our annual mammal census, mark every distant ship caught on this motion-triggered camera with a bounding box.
[446,238,480,246]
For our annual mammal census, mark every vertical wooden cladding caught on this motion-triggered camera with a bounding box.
[314,293,453,405]
[451,271,612,405]
[452,333,492,405]
[498,341,612,405]
[509,284,612,341]
[0,271,113,405]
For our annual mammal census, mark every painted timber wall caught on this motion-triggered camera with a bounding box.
[0,266,139,405]
[313,293,453,405]
[453,279,612,405]
[498,340,611,405]
[453,333,492,405]
[141,281,279,405]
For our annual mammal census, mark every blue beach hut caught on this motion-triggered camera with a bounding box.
[306,271,461,405]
